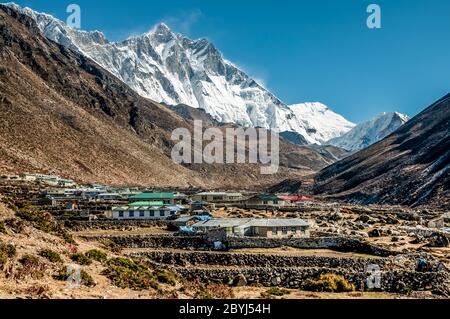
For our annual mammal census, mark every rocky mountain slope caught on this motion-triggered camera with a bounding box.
[6,3,356,145]
[0,5,348,188]
[314,94,450,208]
[327,112,409,151]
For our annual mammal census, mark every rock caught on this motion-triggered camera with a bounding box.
[391,237,399,242]
[368,228,383,238]
[398,212,420,222]
[271,276,281,286]
[385,216,399,225]
[356,214,371,223]
[329,212,343,221]
[232,274,247,287]
[427,234,450,248]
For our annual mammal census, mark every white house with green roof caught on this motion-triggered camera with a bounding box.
[128,192,175,205]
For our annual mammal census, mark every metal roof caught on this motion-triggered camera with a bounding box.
[193,218,310,229]
[195,192,243,197]
[129,192,174,200]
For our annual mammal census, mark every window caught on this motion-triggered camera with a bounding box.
[282,227,288,234]
[150,211,154,217]
[272,227,277,235]
[159,211,165,217]
[118,211,124,218]
[129,211,135,218]
[140,211,145,217]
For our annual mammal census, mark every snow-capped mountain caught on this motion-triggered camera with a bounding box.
[289,103,355,144]
[6,3,356,145]
[326,112,410,151]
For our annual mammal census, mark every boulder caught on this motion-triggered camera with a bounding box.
[232,274,247,287]
[427,234,450,248]
[368,228,383,238]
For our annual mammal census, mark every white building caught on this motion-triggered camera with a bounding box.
[110,205,175,220]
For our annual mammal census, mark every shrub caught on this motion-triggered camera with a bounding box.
[303,274,356,293]
[155,269,177,286]
[39,249,63,263]
[264,287,291,296]
[16,254,47,279]
[102,257,158,290]
[0,221,6,234]
[15,205,76,244]
[4,244,16,258]
[1,197,17,210]
[85,249,107,263]
[193,283,234,299]
[101,239,122,253]
[0,242,16,269]
[4,218,25,233]
[54,267,96,287]
[71,253,92,266]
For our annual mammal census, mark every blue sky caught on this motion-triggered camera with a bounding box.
[8,0,450,123]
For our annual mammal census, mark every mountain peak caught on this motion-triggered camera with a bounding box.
[155,22,171,32]
[327,111,410,151]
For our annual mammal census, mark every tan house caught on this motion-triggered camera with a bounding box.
[191,192,244,203]
[193,218,310,238]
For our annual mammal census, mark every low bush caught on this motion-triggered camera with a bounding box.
[155,269,177,286]
[101,239,122,253]
[0,242,16,269]
[15,205,76,244]
[193,283,235,299]
[303,274,356,293]
[0,221,6,234]
[264,287,291,297]
[4,218,25,233]
[85,249,108,263]
[39,249,63,263]
[16,254,47,279]
[54,266,96,287]
[70,253,92,266]
[102,257,158,290]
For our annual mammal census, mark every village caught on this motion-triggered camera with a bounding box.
[0,172,449,298]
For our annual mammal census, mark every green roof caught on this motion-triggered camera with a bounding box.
[129,192,174,200]
[129,201,164,206]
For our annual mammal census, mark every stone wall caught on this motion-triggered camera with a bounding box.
[225,236,397,257]
[131,250,388,271]
[80,232,396,256]
[63,219,168,231]
[175,266,449,293]
[80,234,207,249]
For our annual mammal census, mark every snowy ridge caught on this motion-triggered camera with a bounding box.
[289,103,356,144]
[327,112,410,151]
[5,2,358,145]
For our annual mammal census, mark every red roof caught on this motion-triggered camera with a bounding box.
[279,195,312,201]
